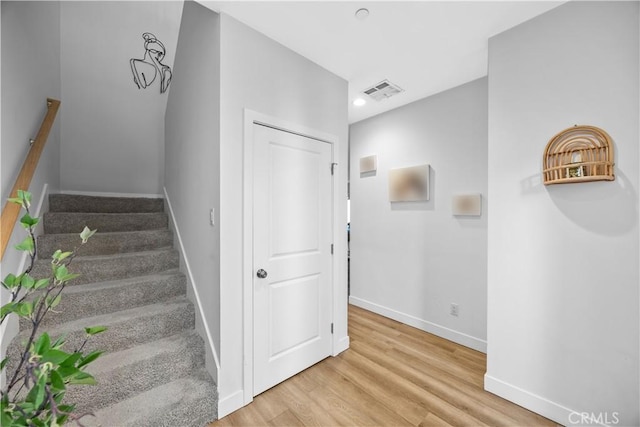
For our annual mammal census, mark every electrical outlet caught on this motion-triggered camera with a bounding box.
[210,208,215,226]
[450,303,459,317]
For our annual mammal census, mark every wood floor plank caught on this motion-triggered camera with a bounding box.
[271,378,342,427]
[419,413,455,427]
[268,410,305,427]
[210,305,558,427]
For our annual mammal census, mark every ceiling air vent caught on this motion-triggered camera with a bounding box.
[363,79,404,101]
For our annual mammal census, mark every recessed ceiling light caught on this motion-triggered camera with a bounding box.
[355,8,369,21]
[353,98,366,107]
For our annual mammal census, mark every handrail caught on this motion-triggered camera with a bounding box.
[0,98,61,260]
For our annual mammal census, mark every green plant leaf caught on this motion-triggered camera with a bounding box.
[80,226,97,243]
[2,273,18,289]
[41,349,69,365]
[84,326,107,336]
[34,333,51,356]
[20,274,35,289]
[68,371,96,385]
[34,278,50,290]
[34,374,47,410]
[0,356,8,371]
[59,273,80,283]
[19,213,39,228]
[8,190,31,209]
[59,353,82,368]
[48,294,62,309]
[51,333,67,349]
[52,250,72,262]
[0,302,18,320]
[50,370,65,392]
[54,265,68,281]
[56,365,79,379]
[18,190,32,207]
[17,302,33,317]
[77,350,103,369]
[1,410,11,427]
[14,236,34,253]
[52,264,79,283]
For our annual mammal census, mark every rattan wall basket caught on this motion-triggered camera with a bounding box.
[543,125,615,185]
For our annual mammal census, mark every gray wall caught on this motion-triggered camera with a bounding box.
[59,1,182,195]
[164,0,221,382]
[486,2,639,425]
[217,12,349,414]
[349,78,488,351]
[164,6,349,414]
[0,0,61,372]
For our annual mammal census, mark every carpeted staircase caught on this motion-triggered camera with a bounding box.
[7,194,217,426]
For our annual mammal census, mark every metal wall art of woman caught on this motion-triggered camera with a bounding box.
[130,32,172,94]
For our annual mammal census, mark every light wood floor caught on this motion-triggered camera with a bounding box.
[211,305,558,427]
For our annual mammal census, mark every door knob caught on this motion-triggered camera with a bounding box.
[256,269,268,279]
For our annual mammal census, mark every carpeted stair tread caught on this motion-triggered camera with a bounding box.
[44,211,168,234]
[37,229,173,258]
[7,299,195,367]
[49,194,164,213]
[19,270,186,328]
[84,368,217,427]
[67,332,207,413]
[30,248,180,286]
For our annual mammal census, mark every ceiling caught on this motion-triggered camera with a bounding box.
[202,1,564,124]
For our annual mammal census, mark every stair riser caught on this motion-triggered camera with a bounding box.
[30,250,180,286]
[5,304,196,375]
[19,274,186,328]
[68,335,205,413]
[43,212,168,234]
[49,194,164,213]
[37,230,173,258]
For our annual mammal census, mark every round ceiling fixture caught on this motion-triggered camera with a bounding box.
[355,8,369,21]
[353,98,366,107]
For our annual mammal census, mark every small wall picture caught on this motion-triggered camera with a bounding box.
[360,155,377,174]
[389,164,430,202]
[130,32,173,94]
[452,194,482,216]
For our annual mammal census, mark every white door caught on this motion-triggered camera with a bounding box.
[253,124,333,396]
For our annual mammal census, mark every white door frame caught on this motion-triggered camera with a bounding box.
[242,109,342,406]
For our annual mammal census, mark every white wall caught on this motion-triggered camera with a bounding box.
[164,0,221,383]
[59,1,182,195]
[349,78,488,352]
[0,0,61,373]
[485,2,639,426]
[217,12,349,415]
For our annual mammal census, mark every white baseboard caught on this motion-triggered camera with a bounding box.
[59,189,164,199]
[349,296,487,353]
[218,390,245,419]
[484,374,584,427]
[163,188,220,386]
[333,335,350,356]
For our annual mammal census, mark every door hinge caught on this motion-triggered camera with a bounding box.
[331,244,334,254]
[331,323,334,334]
[331,162,338,175]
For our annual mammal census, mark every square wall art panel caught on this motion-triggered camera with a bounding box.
[360,155,377,174]
[452,194,482,216]
[388,164,430,202]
